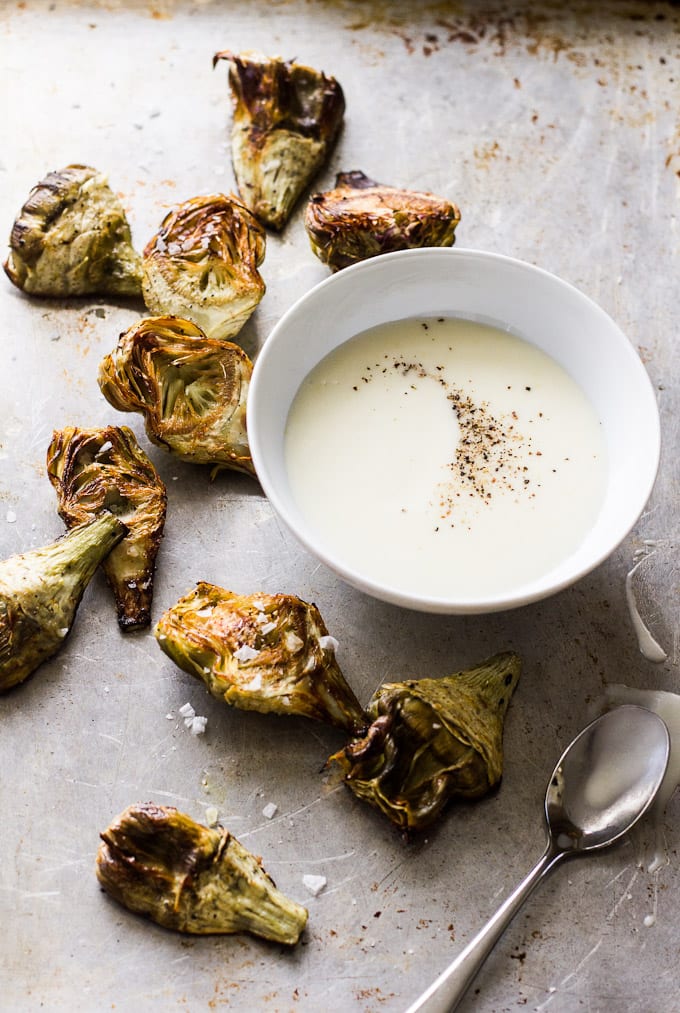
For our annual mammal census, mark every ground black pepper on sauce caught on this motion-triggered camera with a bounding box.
[349,317,541,525]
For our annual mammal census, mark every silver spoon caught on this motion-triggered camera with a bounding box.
[406,704,670,1013]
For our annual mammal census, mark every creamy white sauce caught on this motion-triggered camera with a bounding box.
[285,317,607,600]
[625,552,668,663]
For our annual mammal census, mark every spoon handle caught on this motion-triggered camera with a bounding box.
[405,845,564,1013]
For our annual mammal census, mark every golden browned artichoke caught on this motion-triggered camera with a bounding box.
[4,164,143,297]
[46,426,167,631]
[214,50,345,230]
[96,803,308,944]
[329,652,520,832]
[155,582,366,732]
[97,316,255,477]
[142,194,265,341]
[305,171,461,271]
[0,513,125,693]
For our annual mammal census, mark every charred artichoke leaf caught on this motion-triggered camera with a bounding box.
[305,170,461,271]
[330,652,521,831]
[214,50,345,231]
[96,802,308,944]
[4,164,143,297]
[142,194,265,341]
[0,514,125,692]
[98,316,255,477]
[155,582,366,732]
[46,426,167,631]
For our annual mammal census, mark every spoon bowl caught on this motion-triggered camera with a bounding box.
[546,704,670,853]
[407,704,670,1013]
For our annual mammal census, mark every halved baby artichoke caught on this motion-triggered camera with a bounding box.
[214,50,345,230]
[97,802,308,944]
[4,164,143,297]
[306,171,461,271]
[46,426,167,631]
[155,582,366,732]
[0,513,125,692]
[329,652,520,832]
[142,194,265,341]
[98,316,255,477]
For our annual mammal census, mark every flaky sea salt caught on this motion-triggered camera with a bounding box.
[286,632,304,654]
[205,806,219,826]
[262,802,278,820]
[190,715,208,736]
[319,635,339,653]
[6,510,16,524]
[234,644,259,663]
[302,874,327,897]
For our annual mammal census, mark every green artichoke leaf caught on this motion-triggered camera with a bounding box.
[330,652,521,831]
[305,170,461,271]
[0,513,125,692]
[97,315,255,477]
[46,426,167,631]
[142,194,265,341]
[96,802,308,944]
[155,582,366,732]
[213,51,345,231]
[3,165,143,297]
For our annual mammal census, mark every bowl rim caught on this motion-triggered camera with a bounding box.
[249,246,661,614]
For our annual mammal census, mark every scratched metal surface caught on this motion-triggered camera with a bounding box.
[1,1,678,1011]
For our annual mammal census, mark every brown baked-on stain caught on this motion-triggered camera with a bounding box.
[354,985,396,1005]
[345,1,679,69]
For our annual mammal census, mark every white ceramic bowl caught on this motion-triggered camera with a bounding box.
[248,248,660,614]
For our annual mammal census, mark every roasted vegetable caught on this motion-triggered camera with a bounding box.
[214,50,345,230]
[98,316,255,477]
[155,582,365,732]
[0,514,125,693]
[329,652,520,831]
[142,194,265,341]
[46,426,167,631]
[96,802,308,944]
[4,164,143,297]
[305,171,461,271]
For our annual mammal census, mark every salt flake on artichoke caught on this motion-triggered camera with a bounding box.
[214,50,345,230]
[98,315,255,477]
[155,582,366,732]
[46,426,167,631]
[0,514,125,693]
[4,164,143,297]
[142,194,265,341]
[329,652,520,832]
[96,802,308,944]
[305,171,461,271]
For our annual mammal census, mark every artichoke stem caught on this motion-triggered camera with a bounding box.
[0,513,126,692]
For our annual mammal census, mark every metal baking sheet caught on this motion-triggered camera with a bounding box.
[1,2,678,1010]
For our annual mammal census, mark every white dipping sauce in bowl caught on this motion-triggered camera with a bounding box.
[285,316,607,600]
[248,248,660,614]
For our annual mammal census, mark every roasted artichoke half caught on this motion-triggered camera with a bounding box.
[4,164,143,297]
[46,426,167,631]
[155,582,366,732]
[329,652,521,832]
[97,803,308,944]
[142,194,265,341]
[98,316,255,477]
[0,513,125,693]
[214,50,345,230]
[305,171,461,271]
